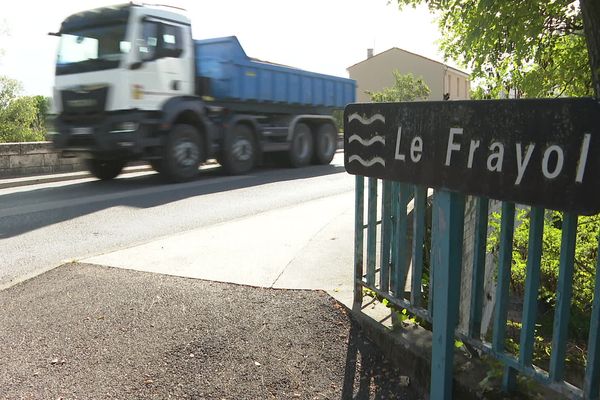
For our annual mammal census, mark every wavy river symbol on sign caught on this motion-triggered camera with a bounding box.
[347,112,386,167]
[348,112,385,125]
[348,155,386,167]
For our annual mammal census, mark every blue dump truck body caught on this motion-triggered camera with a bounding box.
[195,36,355,108]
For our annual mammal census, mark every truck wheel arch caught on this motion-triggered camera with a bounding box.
[286,115,337,142]
[223,115,262,159]
[160,97,214,161]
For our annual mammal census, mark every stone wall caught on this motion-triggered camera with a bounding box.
[0,142,84,178]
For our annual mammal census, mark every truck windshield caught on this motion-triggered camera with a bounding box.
[56,24,130,75]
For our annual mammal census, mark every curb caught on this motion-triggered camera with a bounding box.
[1,140,345,190]
[0,165,154,190]
[349,305,486,400]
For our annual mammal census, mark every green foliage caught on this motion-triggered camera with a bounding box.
[366,71,431,102]
[0,75,22,109]
[0,76,49,143]
[394,0,592,98]
[488,209,600,337]
[332,109,344,133]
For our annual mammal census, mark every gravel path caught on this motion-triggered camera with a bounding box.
[0,263,421,399]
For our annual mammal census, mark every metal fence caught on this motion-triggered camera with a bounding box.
[353,176,600,399]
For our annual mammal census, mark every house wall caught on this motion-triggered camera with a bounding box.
[348,48,470,103]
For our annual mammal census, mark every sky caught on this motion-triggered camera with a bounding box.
[0,0,449,97]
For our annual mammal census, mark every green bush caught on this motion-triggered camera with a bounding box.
[0,96,47,142]
[489,208,600,338]
[0,75,49,143]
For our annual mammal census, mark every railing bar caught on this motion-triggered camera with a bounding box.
[358,280,431,323]
[379,181,393,293]
[519,207,545,367]
[455,332,583,400]
[584,234,600,399]
[549,212,577,382]
[353,176,365,305]
[362,220,382,229]
[411,185,427,307]
[468,196,489,339]
[360,272,584,400]
[366,178,378,286]
[492,202,516,352]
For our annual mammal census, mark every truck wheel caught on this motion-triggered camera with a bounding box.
[162,124,202,182]
[85,158,126,180]
[313,123,337,165]
[289,122,313,168]
[221,124,257,175]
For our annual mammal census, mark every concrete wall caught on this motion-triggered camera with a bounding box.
[0,142,84,178]
[348,48,470,103]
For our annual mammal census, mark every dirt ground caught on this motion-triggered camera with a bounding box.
[0,263,422,399]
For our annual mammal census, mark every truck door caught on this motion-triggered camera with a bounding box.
[132,19,191,110]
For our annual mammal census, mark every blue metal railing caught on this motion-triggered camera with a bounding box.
[353,175,600,400]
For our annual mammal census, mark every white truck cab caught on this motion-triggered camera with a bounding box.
[53,4,194,114]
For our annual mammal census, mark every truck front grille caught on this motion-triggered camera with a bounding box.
[61,86,109,121]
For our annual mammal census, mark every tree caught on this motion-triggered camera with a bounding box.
[366,71,431,102]
[394,0,595,98]
[0,75,22,109]
[0,77,49,143]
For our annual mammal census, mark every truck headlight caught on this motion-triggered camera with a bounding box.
[110,122,139,133]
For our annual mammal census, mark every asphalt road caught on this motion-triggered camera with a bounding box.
[0,153,354,290]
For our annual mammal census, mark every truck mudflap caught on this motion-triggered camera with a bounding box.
[52,111,161,159]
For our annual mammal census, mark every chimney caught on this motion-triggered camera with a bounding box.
[367,48,374,59]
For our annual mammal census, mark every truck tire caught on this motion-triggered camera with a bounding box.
[313,123,337,165]
[289,122,313,168]
[161,124,203,182]
[221,124,257,175]
[85,158,126,180]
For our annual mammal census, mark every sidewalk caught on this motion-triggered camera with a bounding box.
[0,263,421,399]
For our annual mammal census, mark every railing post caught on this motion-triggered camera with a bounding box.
[366,178,378,286]
[519,207,545,367]
[411,185,427,307]
[380,180,393,293]
[393,183,412,297]
[354,176,365,306]
[549,212,577,382]
[492,202,517,392]
[430,190,465,400]
[584,234,600,399]
[468,197,489,339]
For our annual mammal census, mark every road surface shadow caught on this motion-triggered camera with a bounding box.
[342,323,420,399]
[0,162,346,238]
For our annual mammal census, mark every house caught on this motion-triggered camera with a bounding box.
[347,48,470,102]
